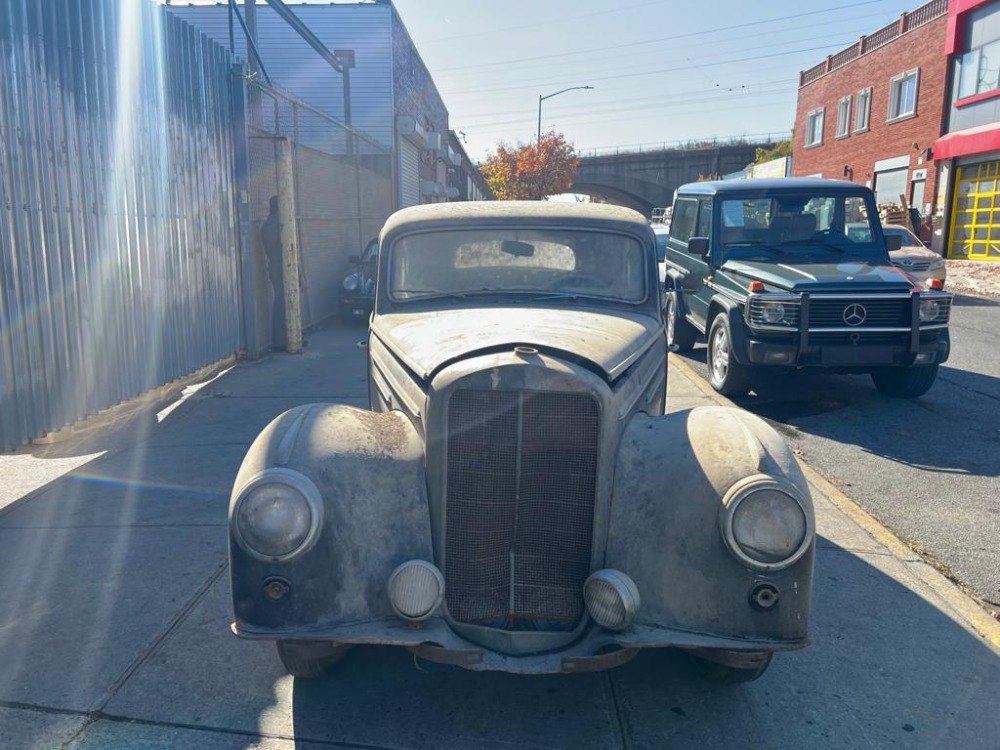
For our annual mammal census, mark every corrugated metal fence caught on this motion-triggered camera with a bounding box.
[0,0,242,451]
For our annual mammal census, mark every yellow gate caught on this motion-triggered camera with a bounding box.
[948,161,1000,260]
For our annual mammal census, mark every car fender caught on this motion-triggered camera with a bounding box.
[229,404,432,632]
[706,293,751,364]
[607,405,814,644]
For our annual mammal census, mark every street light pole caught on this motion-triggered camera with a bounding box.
[537,85,594,144]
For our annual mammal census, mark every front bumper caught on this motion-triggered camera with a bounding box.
[339,294,374,318]
[232,617,806,674]
[744,331,950,369]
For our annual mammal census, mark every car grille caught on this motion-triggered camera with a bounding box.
[444,389,599,629]
[893,259,931,272]
[808,297,911,328]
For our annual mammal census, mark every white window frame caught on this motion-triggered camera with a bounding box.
[887,69,919,123]
[805,107,825,147]
[835,96,852,139]
[854,87,872,133]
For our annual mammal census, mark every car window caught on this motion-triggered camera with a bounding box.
[720,194,879,251]
[389,228,646,302]
[883,227,920,246]
[670,198,699,244]
[696,199,713,238]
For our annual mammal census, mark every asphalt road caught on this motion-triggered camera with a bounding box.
[678,292,1000,611]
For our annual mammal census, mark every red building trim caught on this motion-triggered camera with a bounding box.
[955,88,1000,106]
[946,0,994,54]
[933,122,1000,158]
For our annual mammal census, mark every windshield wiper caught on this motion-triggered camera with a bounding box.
[781,240,846,253]
[528,292,586,302]
[393,288,469,300]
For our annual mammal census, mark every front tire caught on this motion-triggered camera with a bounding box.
[687,651,772,684]
[871,364,939,398]
[666,292,697,352]
[276,640,351,679]
[707,313,751,397]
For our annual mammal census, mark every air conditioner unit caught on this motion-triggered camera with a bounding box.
[396,115,429,149]
[426,132,442,151]
[420,179,446,197]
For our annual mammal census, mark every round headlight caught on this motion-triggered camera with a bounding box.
[761,301,786,324]
[919,299,940,321]
[233,470,322,562]
[721,476,812,571]
[584,569,640,631]
[342,275,359,292]
[388,560,444,620]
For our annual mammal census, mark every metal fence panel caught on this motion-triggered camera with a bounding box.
[0,0,242,451]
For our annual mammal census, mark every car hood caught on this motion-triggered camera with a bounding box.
[721,257,914,292]
[889,248,942,263]
[372,306,663,382]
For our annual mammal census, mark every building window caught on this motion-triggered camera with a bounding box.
[887,69,919,122]
[854,88,871,132]
[958,40,1000,99]
[835,96,851,138]
[805,108,824,147]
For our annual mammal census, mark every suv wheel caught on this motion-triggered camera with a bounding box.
[871,364,939,398]
[276,640,352,679]
[707,314,751,397]
[666,293,697,352]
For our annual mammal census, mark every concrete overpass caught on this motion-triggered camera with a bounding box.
[572,143,769,216]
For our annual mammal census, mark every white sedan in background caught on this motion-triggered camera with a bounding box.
[882,225,947,285]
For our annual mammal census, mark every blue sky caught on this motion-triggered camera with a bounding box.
[174,1,926,159]
[392,0,924,159]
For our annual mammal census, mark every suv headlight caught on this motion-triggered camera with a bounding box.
[760,301,786,324]
[720,475,813,571]
[343,275,359,292]
[232,469,323,562]
[919,299,941,321]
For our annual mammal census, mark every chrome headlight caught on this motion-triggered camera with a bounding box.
[720,475,813,571]
[342,275,359,292]
[760,301,786,324]
[388,560,444,621]
[232,469,323,562]
[919,299,941,321]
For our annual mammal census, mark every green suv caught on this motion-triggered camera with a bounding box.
[663,178,952,398]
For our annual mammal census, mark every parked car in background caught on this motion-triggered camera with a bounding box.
[652,223,669,286]
[663,179,953,398]
[881,225,947,285]
[228,201,815,684]
[339,237,378,321]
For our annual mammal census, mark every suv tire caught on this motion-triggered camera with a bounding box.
[666,292,697,352]
[871,364,939,398]
[707,313,751,397]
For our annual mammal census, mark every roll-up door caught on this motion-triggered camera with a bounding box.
[400,140,420,208]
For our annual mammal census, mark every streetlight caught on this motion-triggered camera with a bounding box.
[537,86,594,143]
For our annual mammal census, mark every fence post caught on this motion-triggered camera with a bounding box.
[275,137,303,354]
[230,63,260,359]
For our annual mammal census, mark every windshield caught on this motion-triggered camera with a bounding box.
[882,226,923,247]
[388,228,646,302]
[721,194,879,254]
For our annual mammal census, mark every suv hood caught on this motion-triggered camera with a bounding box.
[372,307,662,382]
[722,258,915,293]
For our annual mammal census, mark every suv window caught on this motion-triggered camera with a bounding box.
[696,199,713,238]
[670,198,698,244]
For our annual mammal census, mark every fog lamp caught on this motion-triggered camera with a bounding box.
[761,301,786,323]
[584,570,640,631]
[233,470,323,562]
[915,352,935,364]
[919,299,940,321]
[388,560,444,621]
[721,476,813,572]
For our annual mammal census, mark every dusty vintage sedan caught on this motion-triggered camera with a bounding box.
[228,202,815,683]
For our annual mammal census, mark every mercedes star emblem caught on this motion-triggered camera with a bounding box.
[843,303,867,326]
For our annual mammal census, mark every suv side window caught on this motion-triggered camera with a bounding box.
[696,199,713,238]
[671,198,698,244]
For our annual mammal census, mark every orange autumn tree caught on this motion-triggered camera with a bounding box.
[480,131,581,200]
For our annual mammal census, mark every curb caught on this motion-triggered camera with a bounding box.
[668,352,1000,652]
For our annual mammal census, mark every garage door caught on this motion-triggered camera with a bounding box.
[874,167,909,207]
[400,140,420,208]
[948,160,1000,260]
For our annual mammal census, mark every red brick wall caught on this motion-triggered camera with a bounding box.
[792,17,948,214]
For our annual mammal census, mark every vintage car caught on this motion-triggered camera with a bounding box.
[228,202,815,683]
[339,237,378,321]
[663,179,953,398]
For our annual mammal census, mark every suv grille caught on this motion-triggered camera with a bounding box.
[809,298,911,328]
[445,389,598,629]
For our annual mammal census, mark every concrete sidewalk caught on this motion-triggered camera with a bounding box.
[1,323,998,750]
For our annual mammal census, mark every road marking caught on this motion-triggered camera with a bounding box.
[669,353,1000,652]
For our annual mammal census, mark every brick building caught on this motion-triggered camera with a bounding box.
[933,0,1000,260]
[792,1,949,239]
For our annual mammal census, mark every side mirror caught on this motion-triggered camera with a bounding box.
[348,254,361,263]
[687,237,710,257]
[885,235,903,252]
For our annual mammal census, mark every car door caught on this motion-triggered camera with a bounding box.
[666,196,713,330]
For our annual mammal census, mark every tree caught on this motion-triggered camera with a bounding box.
[480,131,580,200]
[748,139,793,168]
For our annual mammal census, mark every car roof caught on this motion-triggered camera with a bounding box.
[675,177,869,196]
[381,201,652,242]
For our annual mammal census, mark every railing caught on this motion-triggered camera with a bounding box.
[799,0,947,87]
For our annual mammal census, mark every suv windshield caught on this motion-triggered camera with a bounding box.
[720,194,879,254]
[388,228,646,302]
